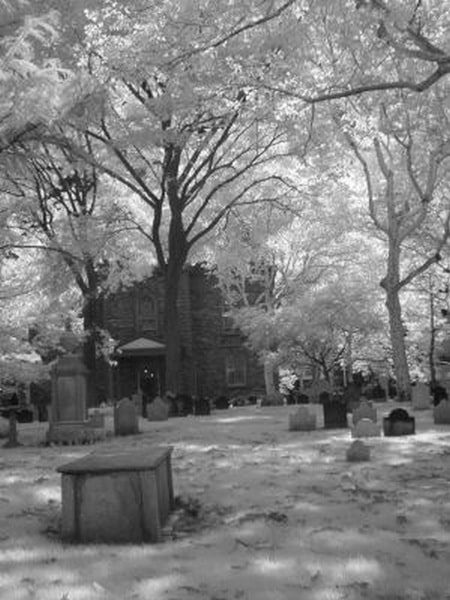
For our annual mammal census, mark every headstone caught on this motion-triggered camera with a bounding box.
[0,416,9,438]
[50,329,88,423]
[114,398,139,435]
[346,440,370,462]
[383,408,415,436]
[411,382,431,410]
[215,396,230,410]
[433,400,450,425]
[3,411,22,448]
[352,400,377,425]
[146,396,169,421]
[351,418,381,438]
[194,396,211,416]
[288,407,316,431]
[323,401,348,429]
[431,383,448,407]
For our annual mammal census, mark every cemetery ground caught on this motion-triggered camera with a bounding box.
[1,404,450,600]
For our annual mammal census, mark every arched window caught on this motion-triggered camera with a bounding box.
[137,292,157,333]
[225,353,247,387]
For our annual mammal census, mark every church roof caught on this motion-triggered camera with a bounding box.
[116,337,166,356]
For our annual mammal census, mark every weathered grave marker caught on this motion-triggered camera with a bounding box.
[383,408,415,436]
[323,401,348,429]
[352,400,377,425]
[146,396,169,421]
[346,440,370,462]
[288,407,316,431]
[433,400,450,425]
[351,417,381,438]
[114,398,139,435]
[411,382,431,410]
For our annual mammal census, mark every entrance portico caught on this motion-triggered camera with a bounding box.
[113,338,166,412]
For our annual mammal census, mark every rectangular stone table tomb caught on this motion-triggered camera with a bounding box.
[57,446,174,543]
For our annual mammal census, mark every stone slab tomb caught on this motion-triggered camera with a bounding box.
[433,400,450,425]
[323,401,348,429]
[288,407,316,431]
[346,440,370,462]
[114,398,139,435]
[58,447,174,543]
[352,400,377,426]
[411,382,431,410]
[351,418,381,438]
[383,408,415,436]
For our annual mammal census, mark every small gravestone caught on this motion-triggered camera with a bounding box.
[289,407,316,431]
[3,411,22,448]
[346,440,370,462]
[194,396,211,416]
[383,408,415,436]
[215,396,230,410]
[411,382,431,410]
[352,400,377,425]
[323,401,348,429]
[351,417,381,438]
[432,384,448,407]
[114,398,139,435]
[0,416,9,438]
[433,400,450,425]
[146,396,169,421]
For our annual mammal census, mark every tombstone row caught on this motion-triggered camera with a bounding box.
[288,401,421,438]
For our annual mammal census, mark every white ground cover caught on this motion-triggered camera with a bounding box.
[0,402,449,600]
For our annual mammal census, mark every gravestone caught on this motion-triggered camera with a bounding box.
[0,416,9,438]
[411,382,431,410]
[194,396,211,416]
[47,328,89,444]
[114,398,139,435]
[50,331,88,423]
[383,408,415,436]
[433,400,450,425]
[351,417,381,438]
[3,411,22,448]
[352,400,377,425]
[146,396,169,421]
[431,383,448,407]
[323,401,348,429]
[346,440,370,462]
[215,396,230,410]
[288,407,316,431]
[58,447,174,543]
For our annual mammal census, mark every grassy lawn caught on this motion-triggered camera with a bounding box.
[0,402,449,600]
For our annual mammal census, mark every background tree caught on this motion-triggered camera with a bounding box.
[64,0,303,393]
[340,92,450,399]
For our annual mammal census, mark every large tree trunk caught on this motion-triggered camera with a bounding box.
[263,355,276,396]
[384,287,411,401]
[163,264,183,395]
[82,293,104,407]
[381,239,411,402]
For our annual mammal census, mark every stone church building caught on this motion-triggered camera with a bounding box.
[98,265,264,405]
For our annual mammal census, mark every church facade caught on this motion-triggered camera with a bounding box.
[98,265,264,405]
